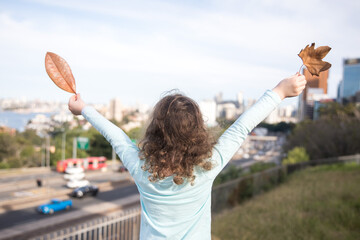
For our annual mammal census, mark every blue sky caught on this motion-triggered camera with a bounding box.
[0,0,359,107]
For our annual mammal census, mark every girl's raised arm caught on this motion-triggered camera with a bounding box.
[209,74,306,177]
[68,94,139,174]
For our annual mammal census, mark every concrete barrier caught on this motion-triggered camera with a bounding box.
[0,167,51,179]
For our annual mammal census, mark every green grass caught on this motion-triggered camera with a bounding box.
[212,163,360,240]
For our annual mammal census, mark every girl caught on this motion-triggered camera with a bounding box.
[68,73,306,239]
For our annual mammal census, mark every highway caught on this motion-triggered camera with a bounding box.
[0,182,139,230]
[0,168,127,202]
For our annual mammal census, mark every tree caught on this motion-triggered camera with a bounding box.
[87,133,113,159]
[50,126,90,166]
[127,127,143,142]
[214,166,242,186]
[0,133,17,160]
[0,133,18,168]
[317,102,360,118]
[284,103,360,160]
[216,117,235,131]
[19,129,43,145]
[0,131,43,168]
[282,147,309,165]
[259,121,295,133]
[20,145,41,167]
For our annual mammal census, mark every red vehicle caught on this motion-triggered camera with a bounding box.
[56,157,107,172]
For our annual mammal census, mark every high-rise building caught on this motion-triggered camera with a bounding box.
[237,92,243,106]
[199,100,217,127]
[337,80,344,103]
[245,98,256,111]
[217,102,237,120]
[236,92,244,113]
[298,68,329,120]
[342,58,360,99]
[108,98,123,122]
[214,92,223,104]
[302,68,328,100]
[265,105,297,124]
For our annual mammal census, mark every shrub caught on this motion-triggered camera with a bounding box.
[249,162,276,173]
[284,103,360,159]
[282,147,309,165]
[214,165,242,186]
[0,162,10,169]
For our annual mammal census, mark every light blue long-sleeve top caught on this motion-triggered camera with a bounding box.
[81,90,282,239]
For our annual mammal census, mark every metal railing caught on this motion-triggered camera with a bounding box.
[30,208,141,240]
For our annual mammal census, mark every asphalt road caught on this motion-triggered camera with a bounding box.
[0,170,129,201]
[0,183,139,230]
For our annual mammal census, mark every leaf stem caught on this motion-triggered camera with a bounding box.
[298,64,304,74]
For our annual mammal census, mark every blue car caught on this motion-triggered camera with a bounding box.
[37,199,72,214]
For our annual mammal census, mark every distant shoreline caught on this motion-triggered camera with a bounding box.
[0,111,55,131]
[0,108,56,114]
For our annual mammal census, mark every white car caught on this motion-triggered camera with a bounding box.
[65,167,84,175]
[66,179,90,189]
[64,172,85,181]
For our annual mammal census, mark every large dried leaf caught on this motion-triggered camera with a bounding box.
[298,43,331,76]
[45,52,76,94]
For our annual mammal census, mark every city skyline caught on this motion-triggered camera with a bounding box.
[1,0,359,107]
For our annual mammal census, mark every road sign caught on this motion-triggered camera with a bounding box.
[77,137,89,150]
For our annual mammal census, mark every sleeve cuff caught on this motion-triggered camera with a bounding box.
[81,105,95,118]
[266,89,282,105]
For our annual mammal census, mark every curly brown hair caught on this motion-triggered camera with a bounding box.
[139,93,216,185]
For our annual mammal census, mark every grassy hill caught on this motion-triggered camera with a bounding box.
[212,162,360,240]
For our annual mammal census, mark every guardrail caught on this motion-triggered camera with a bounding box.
[30,208,141,240]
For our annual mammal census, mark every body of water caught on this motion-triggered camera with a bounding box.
[0,111,53,131]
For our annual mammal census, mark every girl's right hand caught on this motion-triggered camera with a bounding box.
[272,73,307,100]
[68,94,86,115]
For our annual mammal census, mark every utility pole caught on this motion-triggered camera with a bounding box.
[73,137,77,159]
[46,134,50,169]
[45,134,50,195]
[112,147,116,171]
[62,129,66,161]
[41,142,45,168]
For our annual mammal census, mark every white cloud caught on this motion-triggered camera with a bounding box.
[0,0,359,105]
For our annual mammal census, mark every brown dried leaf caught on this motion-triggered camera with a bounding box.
[45,52,76,94]
[298,43,332,76]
